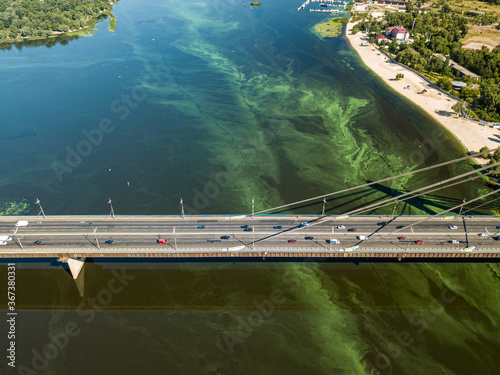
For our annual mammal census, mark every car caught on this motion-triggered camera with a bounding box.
[0,236,12,241]
[305,236,314,240]
[449,225,458,230]
[299,222,309,228]
[240,225,249,229]
[327,239,340,244]
[398,236,406,240]
[288,239,297,243]
[220,235,230,240]
[273,225,282,229]
[157,238,168,244]
[243,228,253,232]
[495,236,500,241]
[197,225,206,229]
[357,235,368,240]
[15,220,28,227]
[105,240,114,244]
[396,225,406,229]
[415,240,424,244]
[336,225,345,229]
[478,233,488,237]
[347,228,356,232]
[0,241,7,246]
[450,240,460,244]
[33,240,42,245]
[496,226,500,230]
[377,222,387,226]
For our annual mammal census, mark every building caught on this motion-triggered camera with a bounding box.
[433,53,481,80]
[376,35,389,44]
[392,26,409,40]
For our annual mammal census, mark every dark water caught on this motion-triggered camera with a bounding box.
[0,261,499,374]
[0,1,499,374]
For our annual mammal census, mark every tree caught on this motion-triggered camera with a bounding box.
[451,101,466,116]
[479,146,490,158]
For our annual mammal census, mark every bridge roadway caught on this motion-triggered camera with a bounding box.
[1,215,500,259]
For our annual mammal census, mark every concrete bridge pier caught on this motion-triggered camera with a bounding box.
[58,256,86,279]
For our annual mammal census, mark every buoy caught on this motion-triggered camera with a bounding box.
[127,182,130,187]
[109,169,111,172]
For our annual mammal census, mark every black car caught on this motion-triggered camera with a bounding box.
[220,236,230,240]
[105,240,114,244]
[396,225,406,229]
[377,222,387,226]
[347,228,356,232]
[240,225,249,229]
[305,236,314,240]
[33,240,42,245]
[243,228,253,232]
[273,225,282,230]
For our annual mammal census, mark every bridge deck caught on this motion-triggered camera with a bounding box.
[1,215,499,259]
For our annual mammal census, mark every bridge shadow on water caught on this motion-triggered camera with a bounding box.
[267,180,497,216]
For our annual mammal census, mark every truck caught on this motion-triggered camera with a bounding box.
[357,235,368,240]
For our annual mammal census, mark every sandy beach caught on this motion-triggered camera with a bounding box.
[345,22,500,163]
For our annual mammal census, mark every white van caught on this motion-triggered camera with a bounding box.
[15,220,29,227]
[0,236,12,241]
[328,239,340,244]
[357,235,368,240]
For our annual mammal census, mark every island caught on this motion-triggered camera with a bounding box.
[0,0,118,46]
[313,18,347,38]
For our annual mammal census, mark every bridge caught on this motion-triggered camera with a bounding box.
[1,148,500,278]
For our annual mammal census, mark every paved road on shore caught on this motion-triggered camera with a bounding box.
[0,215,499,255]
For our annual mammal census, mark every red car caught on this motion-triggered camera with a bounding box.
[157,238,168,244]
[415,240,424,244]
[398,236,406,240]
[288,239,297,243]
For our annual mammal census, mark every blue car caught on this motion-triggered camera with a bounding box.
[241,225,249,229]
[273,225,282,229]
[347,228,356,232]
[244,228,253,232]
[197,225,206,229]
[105,240,114,244]
[496,226,500,230]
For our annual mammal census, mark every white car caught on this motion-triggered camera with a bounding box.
[336,225,345,229]
[449,225,458,230]
[15,220,28,227]
[357,235,368,240]
[328,239,340,244]
[0,236,12,241]
[450,240,460,244]
[0,241,7,246]
[478,233,488,237]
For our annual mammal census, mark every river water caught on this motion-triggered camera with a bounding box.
[0,0,499,374]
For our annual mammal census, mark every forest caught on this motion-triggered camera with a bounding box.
[0,0,116,39]
[352,3,500,121]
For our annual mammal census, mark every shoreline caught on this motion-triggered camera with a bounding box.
[345,22,499,165]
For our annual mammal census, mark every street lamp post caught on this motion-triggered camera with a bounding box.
[322,197,326,217]
[35,198,46,219]
[174,227,177,251]
[180,198,185,219]
[458,198,466,216]
[108,198,115,219]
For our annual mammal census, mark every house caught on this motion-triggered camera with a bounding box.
[392,26,409,41]
[384,26,410,41]
[376,35,389,44]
